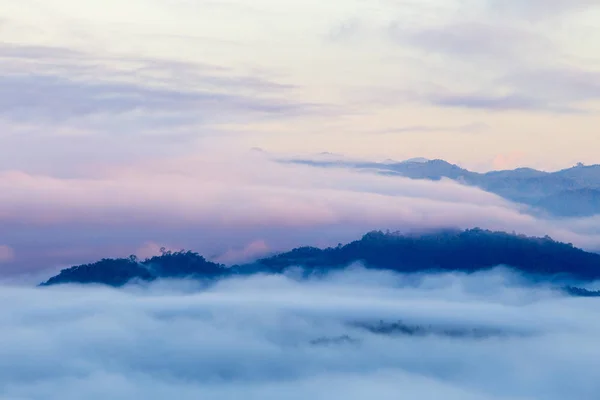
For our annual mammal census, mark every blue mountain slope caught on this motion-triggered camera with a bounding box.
[41,229,600,288]
[284,158,600,216]
[246,229,600,280]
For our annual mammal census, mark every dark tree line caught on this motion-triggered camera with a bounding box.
[250,228,600,280]
[41,250,227,287]
[41,228,600,287]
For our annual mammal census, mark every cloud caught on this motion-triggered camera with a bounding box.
[1,151,600,277]
[0,42,327,131]
[0,42,290,94]
[424,93,550,112]
[375,123,490,134]
[500,67,600,105]
[0,74,309,125]
[1,268,600,399]
[486,0,600,19]
[415,65,600,113]
[390,21,552,61]
[0,42,84,61]
[0,42,337,176]
[380,5,600,113]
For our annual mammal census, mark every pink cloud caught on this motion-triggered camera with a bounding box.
[492,151,526,170]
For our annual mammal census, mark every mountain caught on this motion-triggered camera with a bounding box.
[284,158,600,216]
[41,229,600,287]
[244,228,600,280]
[534,188,600,217]
[40,251,226,287]
[553,163,600,187]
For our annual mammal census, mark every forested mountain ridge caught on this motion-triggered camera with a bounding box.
[243,228,600,280]
[41,250,225,287]
[41,229,600,287]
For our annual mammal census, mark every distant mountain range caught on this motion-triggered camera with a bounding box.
[41,229,600,294]
[284,158,600,217]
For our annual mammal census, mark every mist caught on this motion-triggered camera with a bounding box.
[2,150,600,277]
[1,267,599,399]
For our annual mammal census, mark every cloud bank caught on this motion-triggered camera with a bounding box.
[2,151,600,279]
[1,268,599,399]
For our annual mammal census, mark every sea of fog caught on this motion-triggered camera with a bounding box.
[1,266,599,399]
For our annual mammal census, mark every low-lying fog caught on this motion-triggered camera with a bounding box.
[1,266,598,399]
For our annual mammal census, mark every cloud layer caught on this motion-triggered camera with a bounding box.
[1,151,600,279]
[1,268,599,399]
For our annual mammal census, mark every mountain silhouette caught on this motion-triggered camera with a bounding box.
[242,228,600,280]
[41,251,225,287]
[41,229,600,288]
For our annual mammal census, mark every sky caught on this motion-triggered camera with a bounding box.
[1,0,600,277]
[1,0,600,172]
